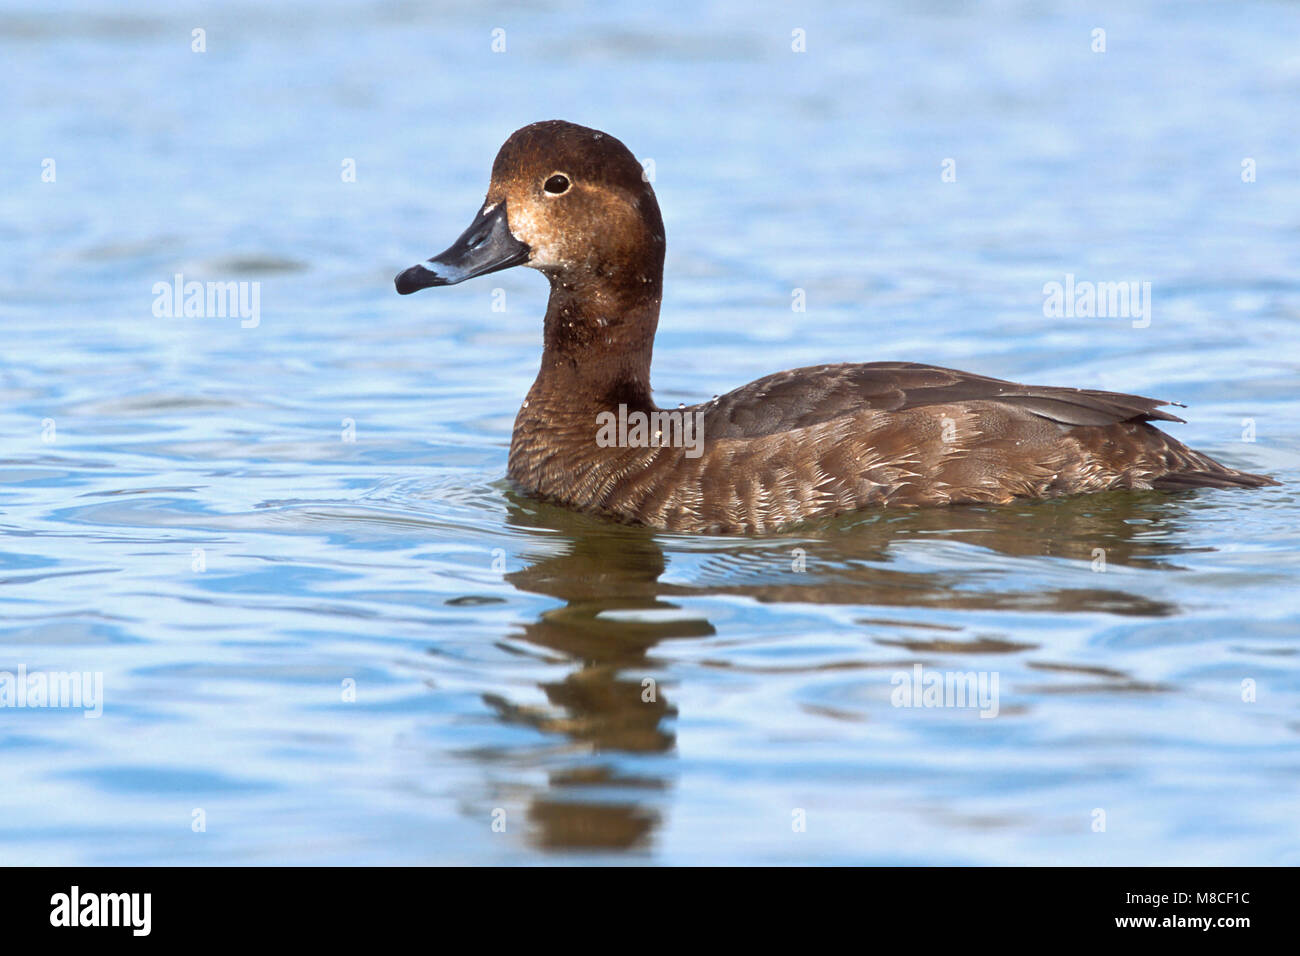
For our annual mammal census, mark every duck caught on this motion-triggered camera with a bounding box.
[395,120,1278,535]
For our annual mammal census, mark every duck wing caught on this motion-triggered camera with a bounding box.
[699,362,1185,439]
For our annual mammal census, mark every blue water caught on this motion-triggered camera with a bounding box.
[2,0,1298,864]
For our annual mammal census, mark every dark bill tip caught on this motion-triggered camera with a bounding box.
[395,263,448,294]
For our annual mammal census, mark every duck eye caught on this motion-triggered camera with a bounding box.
[543,174,571,195]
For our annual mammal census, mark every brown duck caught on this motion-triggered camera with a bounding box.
[396,120,1277,535]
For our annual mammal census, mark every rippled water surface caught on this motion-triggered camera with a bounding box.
[3,0,1299,864]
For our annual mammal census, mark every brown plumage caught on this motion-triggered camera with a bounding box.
[396,120,1278,535]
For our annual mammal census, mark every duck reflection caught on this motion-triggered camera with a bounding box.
[489,512,694,851]
[490,489,1200,851]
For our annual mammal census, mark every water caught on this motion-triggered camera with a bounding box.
[2,0,1298,864]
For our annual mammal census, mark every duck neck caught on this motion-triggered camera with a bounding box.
[532,270,662,412]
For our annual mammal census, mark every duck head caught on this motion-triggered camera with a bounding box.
[395,120,665,296]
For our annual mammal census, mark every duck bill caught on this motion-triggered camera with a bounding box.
[394,201,531,294]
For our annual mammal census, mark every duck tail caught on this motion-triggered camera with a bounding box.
[1151,460,1280,491]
